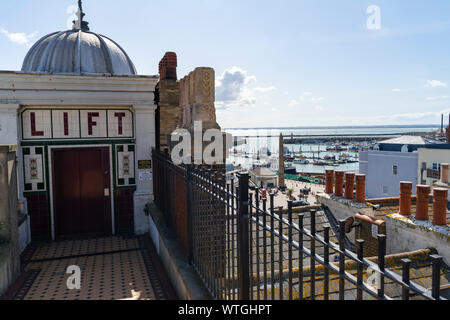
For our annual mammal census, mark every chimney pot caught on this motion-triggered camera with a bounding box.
[345,172,356,200]
[433,188,448,226]
[325,170,334,194]
[334,171,344,197]
[355,174,366,203]
[415,185,431,221]
[399,181,413,216]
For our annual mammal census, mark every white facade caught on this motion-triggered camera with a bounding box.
[417,147,450,186]
[359,150,419,199]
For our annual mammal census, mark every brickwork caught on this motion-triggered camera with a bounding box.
[159,52,177,81]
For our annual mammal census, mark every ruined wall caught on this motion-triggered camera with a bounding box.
[157,53,221,152]
[179,67,220,131]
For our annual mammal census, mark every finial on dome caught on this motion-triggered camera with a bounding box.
[72,0,90,31]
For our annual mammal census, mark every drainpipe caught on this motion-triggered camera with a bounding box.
[355,213,384,226]
[399,181,413,216]
[415,185,431,221]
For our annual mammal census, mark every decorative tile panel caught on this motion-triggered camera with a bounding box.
[23,146,46,191]
[116,144,136,186]
[21,108,134,140]
[108,110,133,138]
[80,110,108,138]
[52,110,80,139]
[22,110,52,140]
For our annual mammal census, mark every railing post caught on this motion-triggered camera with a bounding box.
[431,255,442,300]
[237,172,250,300]
[401,258,411,300]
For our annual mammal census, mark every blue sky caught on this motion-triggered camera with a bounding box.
[1,0,450,128]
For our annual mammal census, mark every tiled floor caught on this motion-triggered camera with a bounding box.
[9,235,177,300]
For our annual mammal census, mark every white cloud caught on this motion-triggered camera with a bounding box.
[311,97,325,102]
[426,80,447,88]
[215,67,275,110]
[66,5,78,29]
[288,100,300,107]
[0,27,38,47]
[303,91,313,96]
[426,96,448,101]
[314,105,325,112]
[254,86,277,92]
[392,88,408,92]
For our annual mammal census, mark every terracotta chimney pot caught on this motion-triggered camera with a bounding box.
[433,188,448,226]
[334,171,344,197]
[325,170,334,194]
[415,185,431,221]
[345,172,356,200]
[399,181,413,216]
[356,174,366,203]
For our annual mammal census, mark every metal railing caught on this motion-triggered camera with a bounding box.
[152,149,447,300]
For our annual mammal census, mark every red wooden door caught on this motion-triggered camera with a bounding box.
[52,148,112,238]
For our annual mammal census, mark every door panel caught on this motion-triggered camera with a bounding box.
[53,148,112,238]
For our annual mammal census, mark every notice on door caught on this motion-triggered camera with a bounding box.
[139,169,153,181]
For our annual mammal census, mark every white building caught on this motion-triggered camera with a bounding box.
[0,5,157,243]
[249,168,278,189]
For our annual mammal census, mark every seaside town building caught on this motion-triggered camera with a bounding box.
[0,4,220,245]
[418,145,450,190]
[0,7,158,244]
[359,135,441,198]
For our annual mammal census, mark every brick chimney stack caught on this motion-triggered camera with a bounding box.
[159,52,177,81]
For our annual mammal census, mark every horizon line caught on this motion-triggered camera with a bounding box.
[223,124,442,130]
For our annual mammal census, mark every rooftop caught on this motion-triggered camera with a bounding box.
[380,135,438,145]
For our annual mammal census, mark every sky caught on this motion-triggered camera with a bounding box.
[1,0,450,129]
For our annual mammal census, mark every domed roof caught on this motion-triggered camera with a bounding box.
[21,1,137,76]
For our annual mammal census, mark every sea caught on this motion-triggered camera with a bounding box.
[224,125,440,174]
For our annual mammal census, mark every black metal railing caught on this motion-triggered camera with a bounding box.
[153,149,447,300]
